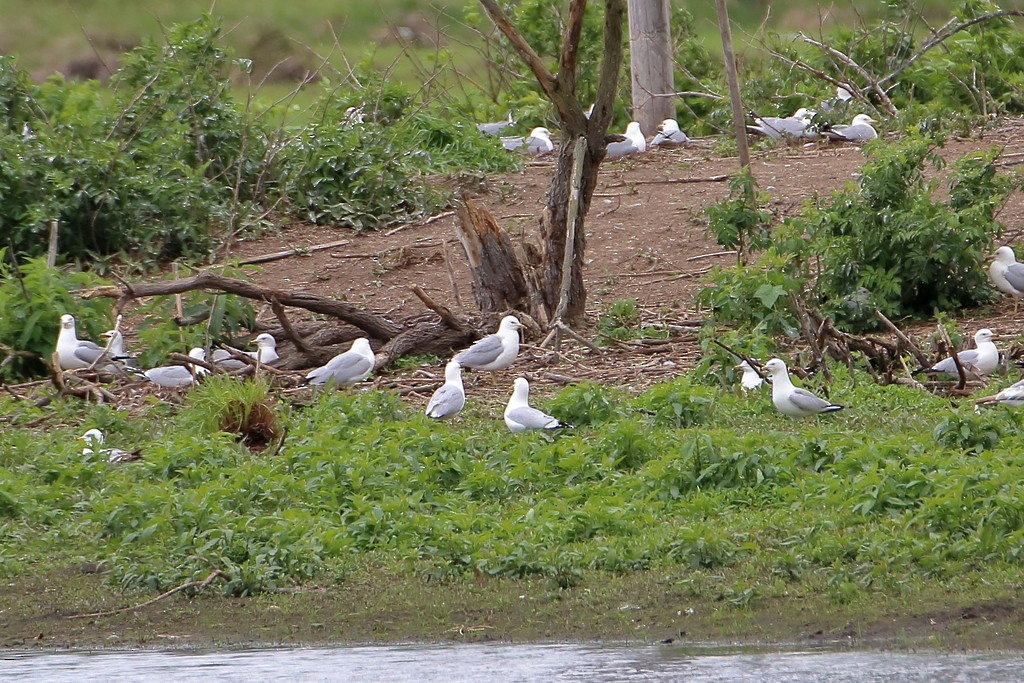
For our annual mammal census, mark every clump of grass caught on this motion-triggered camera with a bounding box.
[183,375,281,451]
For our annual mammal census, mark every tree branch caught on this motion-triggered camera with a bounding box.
[797,33,898,116]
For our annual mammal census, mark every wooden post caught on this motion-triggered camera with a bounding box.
[627,0,676,134]
[46,220,59,268]
[714,0,751,171]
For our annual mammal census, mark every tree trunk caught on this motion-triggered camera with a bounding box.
[478,0,627,327]
[627,0,676,134]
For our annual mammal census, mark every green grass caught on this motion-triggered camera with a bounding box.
[3,364,1024,612]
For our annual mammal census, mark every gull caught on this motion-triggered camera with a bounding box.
[822,114,877,143]
[213,333,279,369]
[454,315,522,371]
[735,360,764,392]
[605,121,646,158]
[747,108,816,140]
[977,378,1024,408]
[501,127,553,154]
[55,314,118,371]
[141,348,208,388]
[914,329,999,378]
[988,246,1024,312]
[503,377,573,433]
[425,360,466,419]
[764,358,844,418]
[305,337,376,387]
[477,112,514,136]
[79,429,142,464]
[650,119,689,147]
[819,86,853,112]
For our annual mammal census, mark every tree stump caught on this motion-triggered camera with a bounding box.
[454,194,529,313]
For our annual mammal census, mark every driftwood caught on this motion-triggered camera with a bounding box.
[77,270,481,370]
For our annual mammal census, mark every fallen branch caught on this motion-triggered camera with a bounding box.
[237,239,352,266]
[66,569,229,620]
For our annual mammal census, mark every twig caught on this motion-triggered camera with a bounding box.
[711,338,768,383]
[409,285,466,331]
[270,298,312,354]
[687,250,736,262]
[874,310,930,368]
[936,324,968,391]
[626,174,731,186]
[441,238,463,309]
[238,239,352,266]
[66,570,229,619]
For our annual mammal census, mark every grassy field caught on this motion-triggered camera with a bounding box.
[3,365,1024,647]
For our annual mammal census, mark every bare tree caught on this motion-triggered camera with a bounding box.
[478,0,627,326]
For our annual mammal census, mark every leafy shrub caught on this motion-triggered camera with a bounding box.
[705,170,773,256]
[546,381,623,426]
[0,251,112,380]
[634,378,713,428]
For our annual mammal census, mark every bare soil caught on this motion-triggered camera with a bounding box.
[224,120,1024,335]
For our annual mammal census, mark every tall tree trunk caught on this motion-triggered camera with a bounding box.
[479,0,626,326]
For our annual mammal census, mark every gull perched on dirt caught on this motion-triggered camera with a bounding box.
[305,337,376,387]
[988,246,1024,312]
[735,360,764,392]
[141,348,208,388]
[503,377,573,433]
[425,360,466,419]
[822,114,877,143]
[764,358,844,418]
[605,121,646,158]
[477,112,514,136]
[747,108,816,140]
[501,127,553,154]
[56,314,119,371]
[79,429,142,464]
[650,119,689,147]
[914,328,999,378]
[976,378,1024,408]
[454,315,522,371]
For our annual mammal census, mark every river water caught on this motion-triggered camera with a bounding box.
[3,643,1022,681]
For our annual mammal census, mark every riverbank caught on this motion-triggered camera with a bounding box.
[4,562,1022,650]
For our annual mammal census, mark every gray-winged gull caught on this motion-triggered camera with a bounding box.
[56,314,118,371]
[454,315,522,371]
[914,328,998,378]
[213,333,279,369]
[764,358,843,418]
[79,428,142,463]
[651,119,689,147]
[735,360,764,392]
[748,108,816,140]
[503,377,572,433]
[606,121,646,158]
[977,378,1024,408]
[141,348,208,388]
[425,360,466,419]
[305,337,376,387]
[822,114,877,142]
[502,127,553,154]
[989,246,1024,312]
[477,112,514,136]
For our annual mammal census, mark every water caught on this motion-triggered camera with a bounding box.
[2,643,1022,682]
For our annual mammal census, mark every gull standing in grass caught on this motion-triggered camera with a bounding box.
[988,246,1024,312]
[305,337,376,387]
[976,378,1024,408]
[425,360,466,419]
[650,119,689,147]
[914,329,999,378]
[454,316,522,372]
[501,127,553,154]
[79,429,142,463]
[141,348,208,388]
[822,114,877,143]
[764,358,844,418]
[503,377,573,433]
[605,121,646,158]
[735,360,764,392]
[55,314,118,371]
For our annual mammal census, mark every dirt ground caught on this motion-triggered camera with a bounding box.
[224,119,1024,327]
